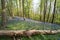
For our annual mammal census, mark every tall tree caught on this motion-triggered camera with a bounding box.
[16,0,20,16]
[47,0,51,22]
[1,0,7,28]
[19,0,21,17]
[43,0,47,22]
[39,0,42,21]
[9,0,14,17]
[27,0,30,18]
[51,0,56,23]
[6,0,10,16]
[22,0,25,20]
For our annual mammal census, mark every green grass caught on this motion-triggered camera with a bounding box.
[0,34,60,40]
[0,17,60,40]
[5,19,60,30]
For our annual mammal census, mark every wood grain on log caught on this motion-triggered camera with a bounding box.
[0,30,60,36]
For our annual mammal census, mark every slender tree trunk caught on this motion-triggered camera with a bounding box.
[47,0,51,22]
[22,0,25,20]
[51,0,56,23]
[27,1,30,18]
[1,0,7,28]
[10,0,14,17]
[43,0,47,22]
[6,0,11,16]
[19,0,21,17]
[16,0,19,16]
[39,0,42,21]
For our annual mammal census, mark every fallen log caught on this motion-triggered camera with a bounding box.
[0,30,60,36]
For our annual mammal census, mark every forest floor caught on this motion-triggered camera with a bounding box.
[6,16,60,30]
[0,16,60,40]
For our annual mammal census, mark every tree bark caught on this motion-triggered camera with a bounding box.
[43,0,47,22]
[0,30,60,36]
[39,0,42,21]
[16,0,20,16]
[9,0,14,17]
[47,0,51,22]
[1,0,7,28]
[51,0,56,23]
[27,0,30,18]
[22,0,25,20]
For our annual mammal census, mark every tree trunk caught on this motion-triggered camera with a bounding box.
[16,0,20,16]
[27,0,30,18]
[9,0,14,17]
[19,0,21,17]
[1,0,7,28]
[43,0,47,22]
[22,0,25,20]
[39,0,42,21]
[0,30,60,36]
[51,0,56,23]
[47,0,51,22]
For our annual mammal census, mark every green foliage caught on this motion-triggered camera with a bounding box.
[0,19,58,30]
[0,34,60,40]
